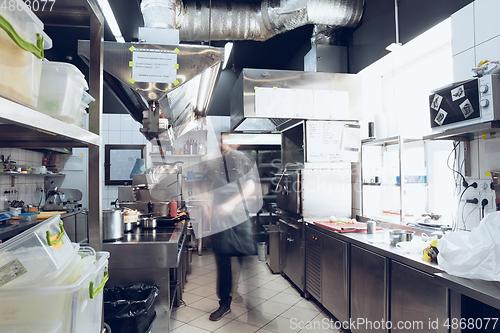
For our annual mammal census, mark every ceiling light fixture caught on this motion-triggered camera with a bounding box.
[102,0,125,43]
[386,0,402,52]
[222,42,233,70]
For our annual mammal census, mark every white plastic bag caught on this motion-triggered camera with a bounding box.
[437,211,500,281]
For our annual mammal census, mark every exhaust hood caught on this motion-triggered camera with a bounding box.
[78,40,223,141]
[230,68,362,132]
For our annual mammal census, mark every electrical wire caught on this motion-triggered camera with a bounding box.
[447,141,467,186]
[463,205,478,230]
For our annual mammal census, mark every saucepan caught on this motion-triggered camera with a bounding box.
[389,229,414,246]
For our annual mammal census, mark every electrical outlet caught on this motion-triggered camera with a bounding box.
[480,195,495,210]
[465,197,479,204]
[480,182,489,190]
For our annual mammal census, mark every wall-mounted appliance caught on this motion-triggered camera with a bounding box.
[429,74,500,133]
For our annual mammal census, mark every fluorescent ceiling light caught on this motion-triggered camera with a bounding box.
[386,42,402,52]
[222,42,233,70]
[102,0,125,43]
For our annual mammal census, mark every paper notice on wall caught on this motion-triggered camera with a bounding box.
[132,49,177,83]
[255,87,293,117]
[313,90,349,119]
[341,123,360,153]
[306,121,343,162]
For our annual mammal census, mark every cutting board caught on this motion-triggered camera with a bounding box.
[314,221,383,233]
[11,211,67,220]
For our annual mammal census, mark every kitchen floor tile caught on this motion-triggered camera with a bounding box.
[293,298,322,312]
[280,306,320,322]
[169,319,184,331]
[282,286,301,296]
[189,276,217,286]
[256,329,277,333]
[244,287,280,300]
[188,297,220,313]
[171,323,211,333]
[224,304,250,320]
[232,295,266,309]
[262,316,301,333]
[181,292,204,305]
[253,300,293,316]
[170,306,207,323]
[262,281,292,292]
[235,309,277,327]
[267,292,303,306]
[189,285,217,297]
[184,281,203,292]
[189,312,232,331]
[214,320,260,333]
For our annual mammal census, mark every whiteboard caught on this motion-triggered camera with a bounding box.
[306,121,360,163]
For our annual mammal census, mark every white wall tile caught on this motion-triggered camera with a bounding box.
[131,131,145,144]
[120,131,133,144]
[474,0,500,45]
[120,114,133,131]
[108,131,121,144]
[131,119,141,132]
[108,115,121,131]
[453,48,476,82]
[451,2,475,55]
[102,114,110,131]
[475,35,500,65]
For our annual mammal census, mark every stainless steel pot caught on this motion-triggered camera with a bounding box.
[142,217,157,229]
[102,209,124,240]
[389,230,414,246]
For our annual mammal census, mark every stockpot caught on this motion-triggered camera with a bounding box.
[102,208,124,240]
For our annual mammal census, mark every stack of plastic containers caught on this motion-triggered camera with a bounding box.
[36,61,89,125]
[0,0,52,107]
[0,214,109,333]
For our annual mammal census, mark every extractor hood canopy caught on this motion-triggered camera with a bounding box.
[78,40,223,141]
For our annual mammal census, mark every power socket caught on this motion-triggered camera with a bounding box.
[480,195,495,210]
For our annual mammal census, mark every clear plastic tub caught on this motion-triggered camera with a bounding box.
[18,212,39,223]
[37,61,88,123]
[0,251,109,333]
[0,214,75,287]
[0,0,52,107]
[0,321,62,333]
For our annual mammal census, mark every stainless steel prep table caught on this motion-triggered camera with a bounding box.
[102,220,188,333]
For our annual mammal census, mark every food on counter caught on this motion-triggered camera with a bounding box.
[123,208,138,223]
[328,216,356,224]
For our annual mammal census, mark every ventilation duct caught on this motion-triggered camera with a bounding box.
[141,0,364,42]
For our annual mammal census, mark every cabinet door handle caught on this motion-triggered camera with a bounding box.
[287,237,294,242]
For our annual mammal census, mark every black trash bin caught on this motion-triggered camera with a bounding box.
[103,284,159,333]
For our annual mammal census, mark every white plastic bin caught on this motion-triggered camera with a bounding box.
[0,321,62,333]
[0,0,51,107]
[37,61,88,123]
[0,214,76,287]
[0,251,109,333]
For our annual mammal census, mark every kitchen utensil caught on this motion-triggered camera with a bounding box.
[102,209,124,241]
[366,220,376,234]
[389,230,414,246]
[9,207,22,216]
[142,217,157,229]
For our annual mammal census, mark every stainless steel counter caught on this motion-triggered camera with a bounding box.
[102,220,188,333]
[304,220,443,275]
[435,273,500,310]
[0,211,82,242]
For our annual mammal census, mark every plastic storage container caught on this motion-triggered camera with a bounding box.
[37,61,88,123]
[0,0,51,107]
[0,214,76,287]
[0,251,109,333]
[18,212,39,223]
[0,321,62,333]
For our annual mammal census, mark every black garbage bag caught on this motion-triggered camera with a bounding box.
[103,284,159,333]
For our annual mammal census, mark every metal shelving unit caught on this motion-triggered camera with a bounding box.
[0,0,104,251]
[360,136,424,223]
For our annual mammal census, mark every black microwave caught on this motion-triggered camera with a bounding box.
[429,74,500,132]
